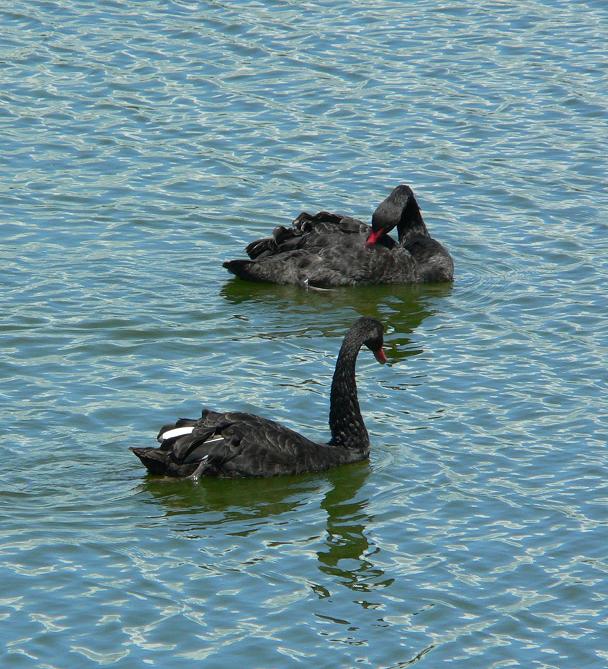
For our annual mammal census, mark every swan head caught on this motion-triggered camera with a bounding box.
[367,184,419,246]
[356,317,387,364]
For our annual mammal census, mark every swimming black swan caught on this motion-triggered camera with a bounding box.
[223,185,453,288]
[131,317,387,479]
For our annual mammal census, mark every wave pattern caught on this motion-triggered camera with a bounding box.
[1,1,607,667]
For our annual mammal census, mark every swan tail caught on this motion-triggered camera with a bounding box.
[223,259,267,282]
[130,447,171,475]
[131,429,225,476]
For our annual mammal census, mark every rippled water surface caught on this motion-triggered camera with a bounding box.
[2,1,607,667]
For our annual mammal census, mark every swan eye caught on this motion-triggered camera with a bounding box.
[365,333,384,354]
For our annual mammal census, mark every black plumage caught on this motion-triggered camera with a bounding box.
[223,185,453,288]
[131,317,387,479]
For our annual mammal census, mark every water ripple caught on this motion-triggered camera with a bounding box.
[2,0,608,667]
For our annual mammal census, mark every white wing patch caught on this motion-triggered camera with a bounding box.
[202,436,224,446]
[158,426,195,442]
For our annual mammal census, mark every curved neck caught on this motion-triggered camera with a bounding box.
[398,197,429,244]
[329,333,369,451]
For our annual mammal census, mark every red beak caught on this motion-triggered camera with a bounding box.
[366,229,384,247]
[374,348,387,364]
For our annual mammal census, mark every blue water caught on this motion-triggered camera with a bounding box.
[2,1,607,667]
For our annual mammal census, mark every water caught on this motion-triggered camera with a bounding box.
[1,1,607,666]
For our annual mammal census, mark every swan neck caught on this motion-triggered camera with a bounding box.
[398,199,429,243]
[329,334,369,451]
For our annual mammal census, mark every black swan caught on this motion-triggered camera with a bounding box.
[131,317,387,479]
[223,185,453,288]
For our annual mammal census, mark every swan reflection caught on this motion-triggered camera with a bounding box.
[221,280,452,364]
[139,462,384,597]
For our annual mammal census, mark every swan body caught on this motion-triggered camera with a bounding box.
[131,317,386,479]
[223,185,453,288]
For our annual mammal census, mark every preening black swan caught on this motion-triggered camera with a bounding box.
[223,185,453,288]
[131,317,387,479]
